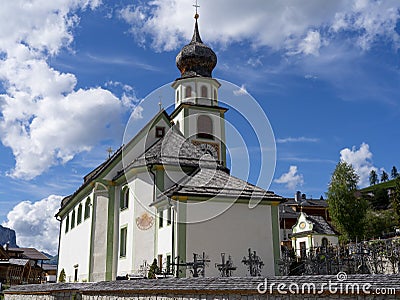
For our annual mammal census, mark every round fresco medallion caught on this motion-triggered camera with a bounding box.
[299,221,306,230]
[136,212,154,230]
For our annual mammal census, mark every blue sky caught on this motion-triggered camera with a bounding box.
[0,0,399,254]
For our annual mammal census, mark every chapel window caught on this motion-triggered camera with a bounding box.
[120,227,127,258]
[120,187,129,210]
[65,215,69,233]
[84,197,91,220]
[71,210,76,229]
[214,89,217,100]
[77,204,82,225]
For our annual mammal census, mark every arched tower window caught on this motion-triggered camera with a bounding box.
[213,89,217,100]
[197,115,213,139]
[77,204,82,225]
[201,85,208,98]
[185,86,192,98]
[121,187,129,210]
[71,210,76,229]
[176,90,180,102]
[84,197,91,220]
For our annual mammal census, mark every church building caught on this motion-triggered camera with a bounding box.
[56,13,282,282]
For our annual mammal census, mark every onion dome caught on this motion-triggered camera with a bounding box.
[176,14,217,78]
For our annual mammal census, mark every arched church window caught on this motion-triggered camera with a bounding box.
[71,210,76,229]
[197,115,213,139]
[176,90,180,101]
[201,85,208,98]
[185,86,192,98]
[65,215,69,233]
[84,197,91,220]
[213,89,217,100]
[121,187,129,210]
[77,204,82,225]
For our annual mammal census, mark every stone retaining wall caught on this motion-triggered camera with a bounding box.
[4,275,400,300]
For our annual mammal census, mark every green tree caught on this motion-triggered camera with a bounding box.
[370,187,390,210]
[327,162,368,242]
[391,177,400,225]
[381,170,389,182]
[391,166,399,179]
[364,209,396,239]
[369,170,378,185]
[147,258,159,279]
[58,268,66,282]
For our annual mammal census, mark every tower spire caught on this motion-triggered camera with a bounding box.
[175,0,217,78]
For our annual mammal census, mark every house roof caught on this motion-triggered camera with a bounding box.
[279,205,298,219]
[293,213,338,236]
[9,247,50,260]
[284,198,328,208]
[306,214,337,235]
[160,167,282,201]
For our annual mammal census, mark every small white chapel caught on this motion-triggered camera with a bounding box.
[56,12,283,282]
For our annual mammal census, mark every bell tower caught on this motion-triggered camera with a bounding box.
[170,12,227,166]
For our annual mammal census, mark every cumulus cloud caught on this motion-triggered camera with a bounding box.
[274,165,304,190]
[118,0,400,53]
[340,142,376,187]
[0,0,131,179]
[2,195,62,255]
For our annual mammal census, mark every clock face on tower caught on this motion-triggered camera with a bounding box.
[192,140,219,160]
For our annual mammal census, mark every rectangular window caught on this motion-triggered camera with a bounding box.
[155,126,165,138]
[159,210,164,228]
[167,207,172,226]
[166,255,171,274]
[158,254,163,272]
[120,227,127,258]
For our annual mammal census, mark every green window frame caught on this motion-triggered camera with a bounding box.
[120,227,127,258]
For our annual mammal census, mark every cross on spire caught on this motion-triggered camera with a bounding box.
[193,0,200,19]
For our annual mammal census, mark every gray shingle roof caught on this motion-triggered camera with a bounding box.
[161,167,282,201]
[120,126,218,174]
[306,214,338,235]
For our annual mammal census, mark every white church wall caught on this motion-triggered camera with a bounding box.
[117,184,135,276]
[57,191,94,282]
[185,200,275,277]
[90,193,109,282]
[131,173,156,274]
[157,214,173,265]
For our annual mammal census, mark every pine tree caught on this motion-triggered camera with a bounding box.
[381,171,389,182]
[369,170,378,185]
[58,268,66,282]
[327,162,368,241]
[391,177,400,225]
[391,166,399,179]
[147,258,159,279]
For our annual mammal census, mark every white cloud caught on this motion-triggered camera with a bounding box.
[340,142,376,187]
[274,165,304,190]
[297,30,322,56]
[233,84,248,96]
[0,1,132,179]
[118,0,400,53]
[277,137,319,144]
[2,195,62,255]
